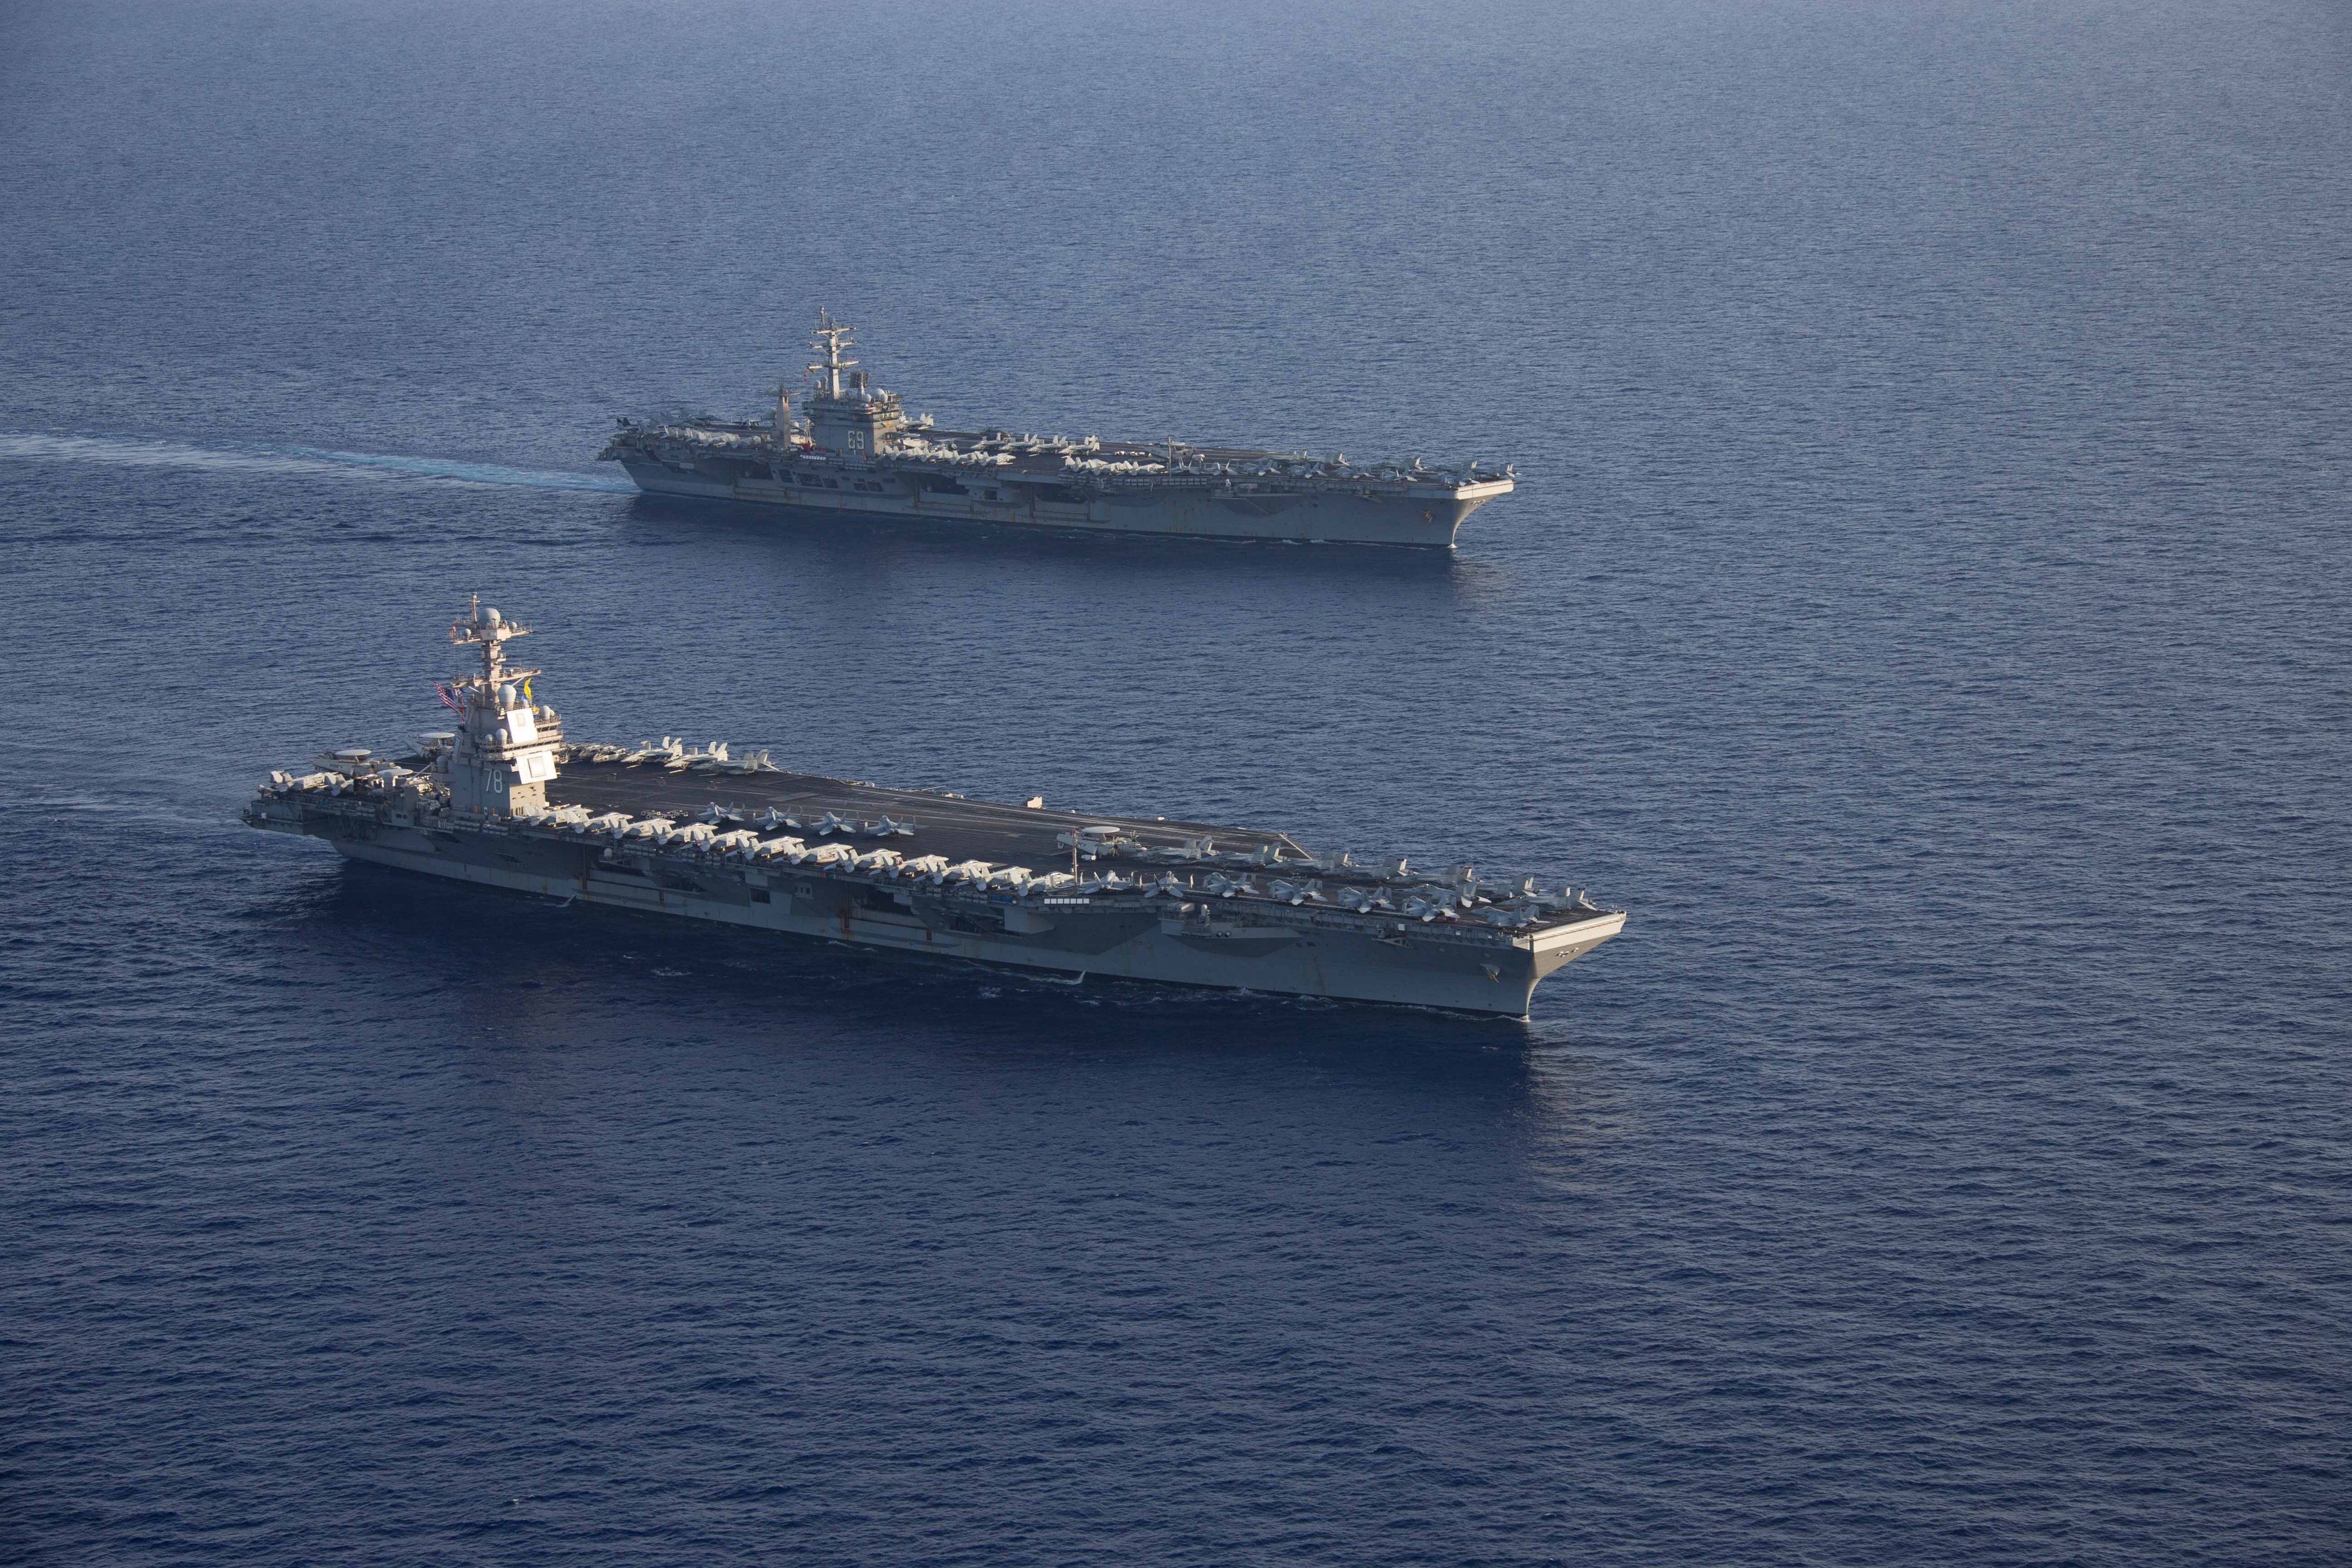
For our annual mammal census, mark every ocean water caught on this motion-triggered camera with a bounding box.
[3,1,2348,1562]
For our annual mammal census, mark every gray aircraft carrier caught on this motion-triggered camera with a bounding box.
[599,313,1515,547]
[243,601,1624,1015]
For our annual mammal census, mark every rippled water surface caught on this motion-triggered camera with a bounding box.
[3,2,2348,1563]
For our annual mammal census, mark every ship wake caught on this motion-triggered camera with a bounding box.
[0,432,636,494]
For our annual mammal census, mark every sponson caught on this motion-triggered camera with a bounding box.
[243,599,1624,1015]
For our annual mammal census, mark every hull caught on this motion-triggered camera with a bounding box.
[301,820,1620,1016]
[618,458,1508,547]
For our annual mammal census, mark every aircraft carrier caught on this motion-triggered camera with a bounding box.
[599,313,1515,547]
[242,600,1623,1015]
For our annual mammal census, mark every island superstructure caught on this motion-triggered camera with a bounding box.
[243,599,1623,1015]
[599,313,1515,546]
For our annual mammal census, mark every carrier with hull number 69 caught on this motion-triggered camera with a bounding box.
[600,313,1515,547]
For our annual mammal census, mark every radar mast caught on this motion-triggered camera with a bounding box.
[807,309,857,400]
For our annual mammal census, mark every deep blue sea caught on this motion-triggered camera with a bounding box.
[3,2,2349,1562]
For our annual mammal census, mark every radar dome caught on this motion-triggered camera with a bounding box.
[484,607,501,627]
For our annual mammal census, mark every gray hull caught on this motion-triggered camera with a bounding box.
[273,815,1619,1016]
[618,459,1508,547]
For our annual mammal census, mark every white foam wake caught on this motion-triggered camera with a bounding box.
[0,431,636,493]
